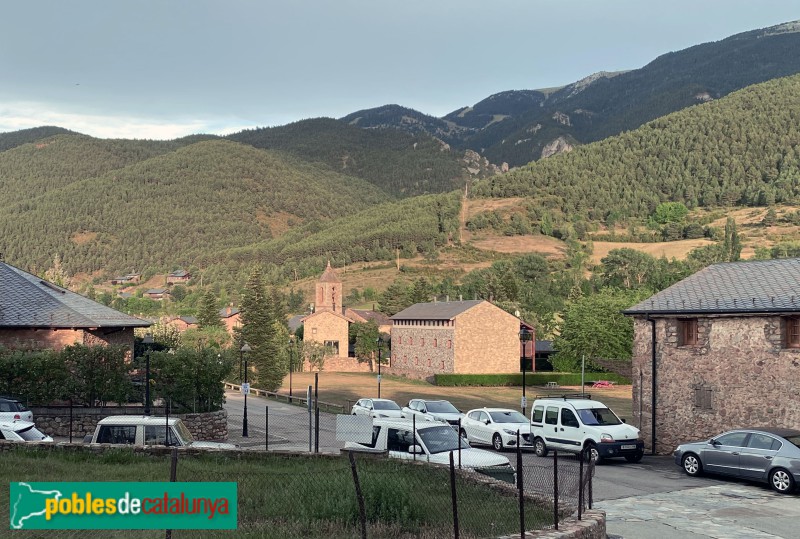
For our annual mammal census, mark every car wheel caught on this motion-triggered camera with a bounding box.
[492,433,504,451]
[769,468,795,494]
[681,453,703,477]
[533,437,548,457]
[625,451,644,463]
[584,442,602,464]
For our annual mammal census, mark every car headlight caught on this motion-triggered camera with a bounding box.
[600,433,614,443]
[502,429,518,435]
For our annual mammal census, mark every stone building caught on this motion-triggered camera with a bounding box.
[624,258,800,454]
[389,300,533,378]
[0,261,150,355]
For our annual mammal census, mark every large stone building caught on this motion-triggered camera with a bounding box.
[0,261,150,355]
[624,258,800,454]
[389,300,533,377]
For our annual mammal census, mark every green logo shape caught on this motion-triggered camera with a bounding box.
[10,482,237,530]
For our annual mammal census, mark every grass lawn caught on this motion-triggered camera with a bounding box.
[0,447,552,538]
[279,372,634,421]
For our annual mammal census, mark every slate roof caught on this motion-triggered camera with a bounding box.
[391,300,485,320]
[219,307,240,318]
[535,340,555,354]
[624,258,800,316]
[0,262,150,329]
[168,270,189,278]
[348,309,391,326]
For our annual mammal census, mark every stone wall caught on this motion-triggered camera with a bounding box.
[632,315,800,454]
[31,407,228,442]
[302,355,373,373]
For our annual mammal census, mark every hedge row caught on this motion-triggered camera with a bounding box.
[433,372,630,387]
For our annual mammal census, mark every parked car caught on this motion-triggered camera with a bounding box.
[0,397,33,423]
[401,399,464,427]
[351,398,404,418]
[343,418,515,482]
[0,420,53,442]
[461,408,532,451]
[530,395,644,463]
[85,416,237,449]
[674,427,800,494]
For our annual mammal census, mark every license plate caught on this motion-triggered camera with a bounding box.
[621,444,637,450]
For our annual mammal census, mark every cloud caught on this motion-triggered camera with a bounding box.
[0,101,249,140]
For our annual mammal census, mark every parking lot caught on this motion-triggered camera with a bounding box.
[225,390,800,538]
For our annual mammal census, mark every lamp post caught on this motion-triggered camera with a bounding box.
[288,336,295,403]
[142,334,154,416]
[375,336,385,398]
[241,342,251,437]
[519,327,533,416]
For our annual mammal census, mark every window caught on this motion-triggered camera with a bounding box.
[694,387,713,410]
[96,425,136,445]
[324,340,339,355]
[447,340,452,349]
[433,339,438,347]
[560,408,580,428]
[714,432,748,447]
[387,428,414,452]
[785,317,800,348]
[421,338,425,346]
[679,319,698,346]
[544,407,559,425]
[532,405,544,424]
[747,433,780,451]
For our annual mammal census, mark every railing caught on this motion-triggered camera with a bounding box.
[224,382,346,414]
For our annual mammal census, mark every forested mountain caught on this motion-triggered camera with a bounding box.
[340,104,470,146]
[227,118,482,197]
[473,74,800,222]
[0,126,79,152]
[343,21,800,167]
[0,138,391,276]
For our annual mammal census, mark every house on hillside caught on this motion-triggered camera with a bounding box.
[389,300,535,378]
[0,261,150,355]
[219,306,241,336]
[166,270,191,284]
[624,258,800,454]
[168,316,198,332]
[110,273,141,285]
[146,288,168,300]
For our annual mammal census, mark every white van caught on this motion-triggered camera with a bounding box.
[529,395,644,463]
[344,418,515,482]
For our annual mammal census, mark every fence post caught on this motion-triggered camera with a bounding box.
[412,415,416,461]
[69,399,73,444]
[553,449,559,531]
[307,385,313,453]
[578,447,584,520]
[265,405,269,451]
[517,430,525,539]
[589,459,593,509]
[166,448,178,539]
[314,406,320,454]
[347,451,368,539]
[449,451,459,539]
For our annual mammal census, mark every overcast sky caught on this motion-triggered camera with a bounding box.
[1,1,797,139]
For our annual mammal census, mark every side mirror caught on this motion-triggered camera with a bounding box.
[484,419,491,425]
[710,438,719,445]
[409,444,423,454]
[621,418,627,424]
[420,408,427,414]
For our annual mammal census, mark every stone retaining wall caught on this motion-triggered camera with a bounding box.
[31,407,228,441]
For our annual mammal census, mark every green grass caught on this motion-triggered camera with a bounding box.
[0,447,552,538]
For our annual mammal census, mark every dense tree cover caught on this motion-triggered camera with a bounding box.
[341,105,472,147]
[228,118,471,197]
[474,75,800,222]
[0,139,389,277]
[0,126,78,152]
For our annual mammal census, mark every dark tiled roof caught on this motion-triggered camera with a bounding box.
[219,307,240,318]
[535,340,555,353]
[391,300,485,320]
[624,258,800,315]
[287,314,305,332]
[147,288,167,294]
[0,262,150,328]
[178,316,198,324]
[169,270,189,277]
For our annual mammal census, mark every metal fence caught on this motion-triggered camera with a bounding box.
[2,444,594,538]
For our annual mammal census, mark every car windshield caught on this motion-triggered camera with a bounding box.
[16,425,48,441]
[576,407,622,426]
[489,411,528,423]
[426,401,459,414]
[173,421,194,445]
[785,434,800,449]
[417,425,470,454]
[373,401,401,411]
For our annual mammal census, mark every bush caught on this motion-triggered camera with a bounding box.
[434,373,630,387]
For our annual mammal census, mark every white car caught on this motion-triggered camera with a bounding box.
[351,398,404,418]
[401,399,464,427]
[344,418,515,482]
[461,408,532,451]
[0,397,33,423]
[86,416,237,449]
[0,420,53,442]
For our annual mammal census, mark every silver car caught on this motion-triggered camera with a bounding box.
[674,427,800,494]
[350,398,403,418]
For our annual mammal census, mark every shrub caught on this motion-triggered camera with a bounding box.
[434,373,630,387]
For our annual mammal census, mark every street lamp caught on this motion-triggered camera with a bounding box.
[288,336,295,404]
[519,327,533,416]
[376,335,387,398]
[240,342,251,437]
[142,334,154,416]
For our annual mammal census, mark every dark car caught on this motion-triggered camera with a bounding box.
[674,427,800,494]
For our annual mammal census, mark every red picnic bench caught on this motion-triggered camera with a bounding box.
[592,380,615,388]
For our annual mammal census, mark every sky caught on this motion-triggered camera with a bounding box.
[1,1,798,140]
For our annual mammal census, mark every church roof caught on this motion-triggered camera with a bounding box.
[319,261,341,283]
